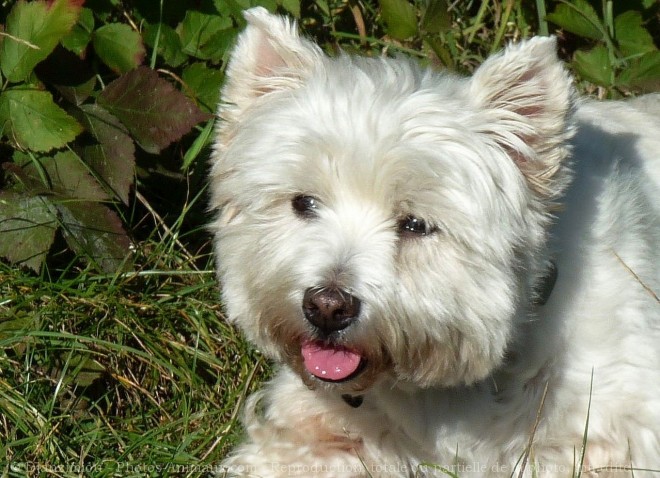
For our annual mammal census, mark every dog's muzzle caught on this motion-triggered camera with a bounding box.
[300,286,366,383]
[302,287,361,335]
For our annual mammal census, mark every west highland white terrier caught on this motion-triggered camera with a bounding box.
[209,7,660,477]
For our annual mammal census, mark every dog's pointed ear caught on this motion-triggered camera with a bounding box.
[469,37,576,199]
[220,7,324,122]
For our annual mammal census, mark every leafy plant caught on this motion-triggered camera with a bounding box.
[546,0,660,93]
[1,0,657,276]
[0,0,305,274]
[358,0,660,92]
[0,0,221,273]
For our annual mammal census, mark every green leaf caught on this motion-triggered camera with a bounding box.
[177,10,236,61]
[379,0,419,40]
[279,0,301,17]
[0,0,84,83]
[92,23,146,73]
[614,11,656,58]
[182,119,214,171]
[98,66,212,154]
[0,88,82,152]
[74,104,136,204]
[247,0,277,12]
[182,62,224,113]
[617,51,660,92]
[66,355,106,387]
[143,23,188,68]
[0,191,58,272]
[56,201,132,273]
[424,36,453,68]
[421,0,450,34]
[213,0,235,16]
[0,313,40,339]
[61,7,95,56]
[573,46,613,86]
[546,0,604,41]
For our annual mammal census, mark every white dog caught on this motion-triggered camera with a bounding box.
[209,7,660,477]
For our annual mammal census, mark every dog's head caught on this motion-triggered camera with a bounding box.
[209,8,575,393]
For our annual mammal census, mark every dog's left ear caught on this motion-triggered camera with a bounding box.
[219,7,324,124]
[469,37,576,199]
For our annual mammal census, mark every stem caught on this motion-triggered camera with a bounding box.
[491,0,515,54]
[535,0,549,36]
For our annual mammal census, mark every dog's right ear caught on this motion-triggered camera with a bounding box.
[220,7,324,123]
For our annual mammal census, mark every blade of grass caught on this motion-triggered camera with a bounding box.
[536,0,549,36]
[576,370,594,477]
[490,0,515,54]
[518,381,550,477]
[149,0,165,69]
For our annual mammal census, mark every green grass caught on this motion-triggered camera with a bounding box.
[0,243,269,476]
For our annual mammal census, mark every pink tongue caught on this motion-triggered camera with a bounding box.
[301,340,362,381]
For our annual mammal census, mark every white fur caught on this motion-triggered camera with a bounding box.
[210,7,660,477]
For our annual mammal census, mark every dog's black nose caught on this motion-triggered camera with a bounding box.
[303,287,361,334]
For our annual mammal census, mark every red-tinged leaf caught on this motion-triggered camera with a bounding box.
[92,23,145,74]
[56,201,133,273]
[5,152,49,195]
[98,67,212,154]
[0,0,84,83]
[0,191,58,272]
[21,151,111,201]
[56,76,96,106]
[73,104,135,204]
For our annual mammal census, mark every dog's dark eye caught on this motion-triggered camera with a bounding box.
[292,195,319,218]
[398,215,436,237]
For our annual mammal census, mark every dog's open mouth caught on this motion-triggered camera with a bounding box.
[301,340,366,382]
